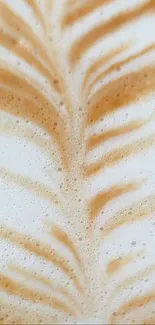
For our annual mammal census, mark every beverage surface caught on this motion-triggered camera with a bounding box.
[0,0,155,324]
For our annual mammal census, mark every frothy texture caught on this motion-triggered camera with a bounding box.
[0,0,155,324]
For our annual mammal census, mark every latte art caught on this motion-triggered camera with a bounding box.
[0,0,155,324]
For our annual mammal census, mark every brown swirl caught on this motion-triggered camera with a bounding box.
[0,67,70,167]
[0,298,58,324]
[9,264,82,313]
[0,167,60,207]
[87,66,155,125]
[111,292,155,324]
[49,224,84,274]
[69,0,155,66]
[87,120,145,151]
[24,0,46,31]
[0,1,71,111]
[82,42,130,96]
[62,0,113,28]
[89,182,141,221]
[0,119,57,162]
[102,194,155,237]
[106,254,134,276]
[85,134,155,177]
[0,273,76,316]
[87,43,155,96]
[107,250,144,278]
[111,266,155,301]
[0,226,83,293]
[0,2,55,72]
[0,31,61,94]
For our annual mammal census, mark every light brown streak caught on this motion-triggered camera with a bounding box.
[111,266,155,301]
[62,0,113,28]
[87,66,155,125]
[0,119,63,176]
[142,316,155,324]
[0,31,61,94]
[69,0,155,66]
[0,2,55,71]
[0,67,58,121]
[87,120,144,151]
[0,69,69,167]
[82,43,130,94]
[106,254,133,275]
[88,43,155,96]
[9,264,81,313]
[85,134,155,177]
[111,291,155,324]
[0,298,58,324]
[0,2,70,103]
[24,0,46,31]
[0,226,83,293]
[0,167,60,207]
[89,182,141,221]
[50,224,84,274]
[102,194,155,237]
[0,120,56,160]
[0,273,75,316]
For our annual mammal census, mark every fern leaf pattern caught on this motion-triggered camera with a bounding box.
[0,0,155,323]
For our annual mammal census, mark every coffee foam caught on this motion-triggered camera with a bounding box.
[0,0,155,324]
